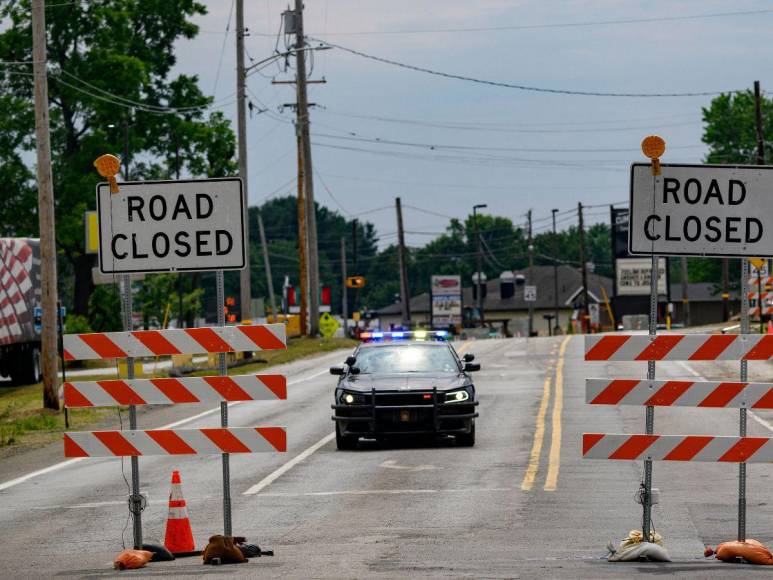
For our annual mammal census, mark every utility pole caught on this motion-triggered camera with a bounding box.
[32,0,59,411]
[340,237,348,336]
[295,129,308,334]
[235,0,251,322]
[256,211,277,320]
[552,209,560,334]
[527,210,534,337]
[352,219,359,315]
[294,0,320,335]
[681,257,690,327]
[473,204,487,326]
[578,203,590,334]
[395,197,411,328]
[755,80,765,333]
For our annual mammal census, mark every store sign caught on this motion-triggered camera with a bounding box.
[431,275,462,326]
[616,257,667,296]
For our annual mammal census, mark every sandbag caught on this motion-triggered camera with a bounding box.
[708,539,773,565]
[203,535,247,564]
[113,549,154,570]
[142,542,175,562]
[607,530,671,562]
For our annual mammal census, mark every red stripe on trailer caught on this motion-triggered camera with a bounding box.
[662,436,714,461]
[238,325,287,350]
[688,334,737,361]
[718,438,768,462]
[590,379,640,405]
[585,335,630,360]
[255,427,287,452]
[609,434,659,460]
[698,382,747,408]
[644,381,694,406]
[63,383,94,407]
[146,430,197,455]
[79,334,127,359]
[186,327,233,352]
[634,335,683,361]
[743,335,773,360]
[201,428,251,453]
[131,330,181,355]
[94,431,142,456]
[63,434,89,457]
[259,375,287,400]
[582,433,605,455]
[150,378,200,404]
[752,387,773,409]
[97,380,147,406]
[202,376,252,401]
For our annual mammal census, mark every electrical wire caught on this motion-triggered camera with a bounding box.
[212,0,236,96]
[294,8,773,36]
[310,37,739,98]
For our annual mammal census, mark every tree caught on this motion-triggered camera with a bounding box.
[702,90,773,164]
[0,0,236,316]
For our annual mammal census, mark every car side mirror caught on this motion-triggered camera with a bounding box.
[329,365,344,376]
[345,355,357,366]
[464,362,480,372]
[350,367,361,375]
[463,353,475,362]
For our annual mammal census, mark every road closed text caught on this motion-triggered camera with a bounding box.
[630,164,773,258]
[97,178,245,274]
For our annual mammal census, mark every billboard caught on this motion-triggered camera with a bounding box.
[616,257,668,296]
[430,275,462,327]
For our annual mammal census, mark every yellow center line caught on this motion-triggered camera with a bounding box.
[544,336,571,491]
[520,373,552,491]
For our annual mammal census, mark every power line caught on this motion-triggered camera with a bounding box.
[212,0,236,96]
[294,8,773,36]
[310,37,739,98]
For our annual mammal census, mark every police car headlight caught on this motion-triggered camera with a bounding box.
[339,391,364,405]
[445,389,470,403]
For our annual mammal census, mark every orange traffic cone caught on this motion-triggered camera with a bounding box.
[768,320,773,335]
[164,470,196,555]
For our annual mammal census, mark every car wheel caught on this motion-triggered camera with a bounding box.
[11,345,41,385]
[456,423,475,447]
[335,423,359,450]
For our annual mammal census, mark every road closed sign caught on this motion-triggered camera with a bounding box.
[97,178,245,274]
[629,163,773,258]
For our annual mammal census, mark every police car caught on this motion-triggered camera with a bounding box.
[330,331,480,450]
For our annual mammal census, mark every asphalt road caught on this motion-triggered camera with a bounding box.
[1,336,773,578]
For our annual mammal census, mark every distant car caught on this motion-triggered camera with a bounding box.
[330,333,480,450]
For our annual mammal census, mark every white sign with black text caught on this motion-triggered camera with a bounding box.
[629,163,773,258]
[97,178,245,274]
[616,257,668,296]
[524,285,537,302]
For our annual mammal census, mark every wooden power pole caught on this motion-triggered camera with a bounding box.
[256,210,277,320]
[295,130,308,334]
[578,203,590,334]
[235,0,251,322]
[294,0,320,335]
[32,0,59,410]
[395,197,411,327]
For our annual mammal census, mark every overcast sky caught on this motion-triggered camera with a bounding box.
[161,2,773,246]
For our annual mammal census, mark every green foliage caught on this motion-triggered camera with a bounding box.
[136,273,203,329]
[87,284,122,332]
[0,0,237,315]
[63,314,92,334]
[702,90,773,164]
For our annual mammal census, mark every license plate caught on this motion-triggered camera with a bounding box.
[399,409,411,422]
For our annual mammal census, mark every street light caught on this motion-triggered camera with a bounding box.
[472,204,487,327]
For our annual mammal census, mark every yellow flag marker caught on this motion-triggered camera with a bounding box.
[641,135,666,176]
[93,154,122,193]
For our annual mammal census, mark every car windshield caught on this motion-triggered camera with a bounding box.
[353,345,459,374]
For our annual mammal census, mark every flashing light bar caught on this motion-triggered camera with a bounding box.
[360,330,449,342]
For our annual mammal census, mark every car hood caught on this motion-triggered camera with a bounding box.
[339,373,470,393]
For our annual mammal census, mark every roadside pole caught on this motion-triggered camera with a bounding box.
[396,197,411,328]
[577,203,590,334]
[552,209,559,333]
[257,210,278,321]
[739,260,749,542]
[527,210,534,337]
[57,301,68,429]
[216,270,232,536]
[31,0,60,411]
[680,257,690,327]
[121,274,143,549]
[235,0,251,323]
[341,237,348,336]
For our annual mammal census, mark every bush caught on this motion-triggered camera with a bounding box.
[64,314,92,334]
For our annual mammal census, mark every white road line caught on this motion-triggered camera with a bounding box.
[0,368,332,493]
[678,360,773,435]
[243,431,335,495]
[255,488,512,498]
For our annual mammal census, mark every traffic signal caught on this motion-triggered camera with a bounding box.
[346,276,365,289]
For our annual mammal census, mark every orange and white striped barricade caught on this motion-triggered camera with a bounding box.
[585,333,773,361]
[63,324,288,545]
